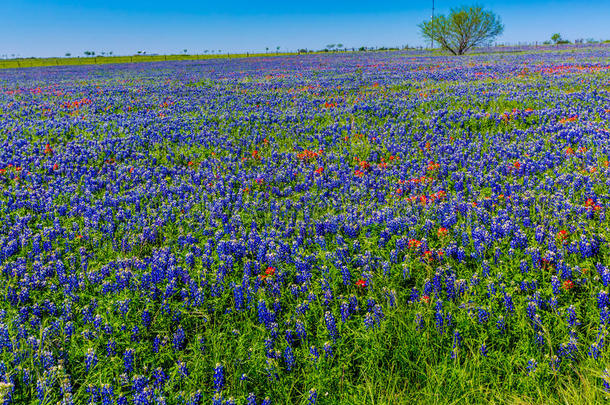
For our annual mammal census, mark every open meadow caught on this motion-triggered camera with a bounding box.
[1,46,610,404]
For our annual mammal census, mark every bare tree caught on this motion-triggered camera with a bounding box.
[419,6,503,55]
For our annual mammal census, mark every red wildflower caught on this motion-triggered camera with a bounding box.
[315,167,324,175]
[437,227,448,238]
[408,239,422,249]
[585,198,602,211]
[562,280,574,290]
[259,266,276,281]
[421,295,430,304]
[356,279,367,288]
[557,230,569,242]
[427,161,440,171]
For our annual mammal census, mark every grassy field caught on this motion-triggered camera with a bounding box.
[1,46,610,404]
[2,44,607,70]
[0,52,301,69]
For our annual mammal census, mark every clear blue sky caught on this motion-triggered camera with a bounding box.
[2,0,609,57]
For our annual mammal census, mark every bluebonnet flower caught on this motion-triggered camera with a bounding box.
[213,363,224,392]
[123,349,134,374]
[284,345,295,371]
[364,312,374,329]
[323,342,333,359]
[598,290,609,309]
[106,340,116,357]
[85,348,97,372]
[373,304,384,326]
[308,388,317,405]
[310,346,320,363]
[565,305,579,327]
[551,276,560,295]
[172,326,186,351]
[588,342,601,360]
[295,320,307,341]
[602,369,610,394]
[415,313,424,331]
[86,385,100,405]
[526,359,537,375]
[101,384,114,405]
[340,301,350,322]
[477,307,489,324]
[324,311,339,341]
[178,361,189,379]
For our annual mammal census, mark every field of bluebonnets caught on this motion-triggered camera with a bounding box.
[1,45,610,404]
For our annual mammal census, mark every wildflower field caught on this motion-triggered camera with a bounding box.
[1,46,610,404]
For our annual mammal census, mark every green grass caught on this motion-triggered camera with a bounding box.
[0,52,304,69]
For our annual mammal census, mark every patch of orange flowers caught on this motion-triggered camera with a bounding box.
[427,161,440,171]
[585,198,602,211]
[297,149,322,162]
[408,239,422,249]
[559,116,578,124]
[259,266,275,281]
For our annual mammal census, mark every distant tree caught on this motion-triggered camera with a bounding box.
[65,53,71,57]
[419,5,504,55]
[551,33,570,45]
[183,49,188,54]
[326,44,335,51]
[551,33,562,44]
[337,44,343,51]
[265,47,269,53]
[276,46,280,54]
[109,51,113,55]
